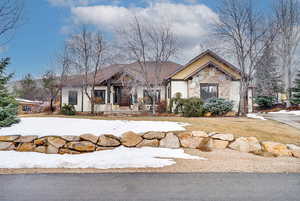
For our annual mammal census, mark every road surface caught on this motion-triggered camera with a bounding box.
[0,173,299,201]
[262,113,300,129]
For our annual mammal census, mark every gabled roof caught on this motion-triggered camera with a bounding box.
[167,49,241,80]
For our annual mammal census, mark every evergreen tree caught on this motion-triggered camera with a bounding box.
[292,70,300,104]
[255,46,282,97]
[0,58,19,127]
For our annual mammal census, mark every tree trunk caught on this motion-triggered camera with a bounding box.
[239,82,249,116]
[50,98,54,113]
[91,101,95,114]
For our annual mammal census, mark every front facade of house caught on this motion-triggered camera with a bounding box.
[61,50,253,113]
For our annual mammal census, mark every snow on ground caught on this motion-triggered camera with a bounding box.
[0,147,205,169]
[246,113,267,120]
[269,110,300,116]
[0,117,187,137]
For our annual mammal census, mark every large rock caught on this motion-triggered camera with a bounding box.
[34,146,47,153]
[98,135,120,147]
[143,132,165,140]
[177,132,204,149]
[47,137,66,148]
[0,135,20,142]
[61,135,80,142]
[67,141,96,152]
[17,143,35,152]
[59,148,80,155]
[121,131,143,147]
[96,146,116,151]
[211,134,234,141]
[212,140,229,149]
[261,141,292,157]
[46,145,59,154]
[34,138,47,146]
[291,150,300,158]
[247,137,262,152]
[15,135,38,143]
[0,142,15,150]
[229,137,250,152]
[191,131,208,138]
[160,133,180,148]
[137,139,159,147]
[80,134,99,144]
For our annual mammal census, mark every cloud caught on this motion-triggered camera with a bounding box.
[70,2,219,63]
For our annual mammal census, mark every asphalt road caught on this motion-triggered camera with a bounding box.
[262,113,300,129]
[0,173,299,201]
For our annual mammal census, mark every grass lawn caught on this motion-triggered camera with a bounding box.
[20,114,300,146]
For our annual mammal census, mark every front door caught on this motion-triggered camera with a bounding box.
[114,87,130,106]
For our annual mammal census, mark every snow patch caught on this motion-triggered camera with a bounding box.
[246,113,267,120]
[0,117,187,137]
[0,147,205,169]
[269,110,300,116]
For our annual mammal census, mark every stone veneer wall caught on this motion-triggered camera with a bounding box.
[0,131,299,158]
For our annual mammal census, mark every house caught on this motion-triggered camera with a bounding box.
[16,98,43,114]
[61,50,253,113]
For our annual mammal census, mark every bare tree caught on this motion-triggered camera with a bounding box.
[274,0,300,107]
[0,0,24,44]
[43,46,71,112]
[214,0,277,115]
[118,16,179,114]
[67,26,108,114]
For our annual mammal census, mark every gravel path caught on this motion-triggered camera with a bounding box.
[1,149,299,174]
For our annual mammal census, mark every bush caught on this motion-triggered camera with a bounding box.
[255,96,275,109]
[203,98,233,116]
[61,104,76,115]
[157,101,167,113]
[181,98,204,117]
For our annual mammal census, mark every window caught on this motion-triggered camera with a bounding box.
[200,83,218,102]
[167,86,171,99]
[94,90,106,104]
[143,90,160,104]
[68,91,78,105]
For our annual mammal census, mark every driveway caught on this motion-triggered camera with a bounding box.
[0,173,299,201]
[262,113,300,129]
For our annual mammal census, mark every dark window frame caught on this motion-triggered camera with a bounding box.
[68,91,78,105]
[94,90,106,104]
[143,89,161,104]
[200,83,219,101]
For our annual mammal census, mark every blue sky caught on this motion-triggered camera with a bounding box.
[1,0,272,80]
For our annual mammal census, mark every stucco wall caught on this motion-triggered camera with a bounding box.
[171,81,188,98]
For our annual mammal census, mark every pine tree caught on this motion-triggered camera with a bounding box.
[292,70,300,105]
[0,58,20,127]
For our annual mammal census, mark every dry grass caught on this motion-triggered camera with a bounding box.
[19,113,300,146]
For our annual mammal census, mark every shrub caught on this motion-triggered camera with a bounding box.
[181,98,204,117]
[157,101,167,113]
[61,104,76,115]
[203,98,233,116]
[255,96,275,109]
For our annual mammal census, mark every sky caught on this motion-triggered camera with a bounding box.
[0,0,272,80]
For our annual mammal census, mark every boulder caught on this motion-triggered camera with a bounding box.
[98,135,121,147]
[34,146,47,153]
[61,135,81,142]
[177,132,204,149]
[17,143,35,152]
[59,148,80,155]
[246,137,262,152]
[143,132,165,140]
[46,145,59,154]
[15,135,38,143]
[229,137,250,153]
[121,131,143,147]
[137,139,159,147]
[211,134,234,141]
[0,135,20,142]
[212,140,229,149]
[80,134,99,144]
[47,137,66,148]
[67,141,96,152]
[191,131,208,138]
[291,150,300,158]
[261,141,292,157]
[160,133,180,148]
[0,142,15,150]
[287,144,300,150]
[34,138,47,146]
